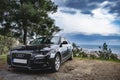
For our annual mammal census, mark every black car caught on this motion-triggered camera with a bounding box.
[7,36,73,72]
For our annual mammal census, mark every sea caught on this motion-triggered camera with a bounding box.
[79,45,120,55]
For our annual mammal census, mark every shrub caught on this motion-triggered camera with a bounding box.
[110,54,118,60]
[0,35,17,55]
[89,54,97,59]
[98,42,119,60]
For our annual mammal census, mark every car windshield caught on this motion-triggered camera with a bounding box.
[30,36,60,45]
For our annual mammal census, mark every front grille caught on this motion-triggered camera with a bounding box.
[11,53,31,67]
[12,53,31,59]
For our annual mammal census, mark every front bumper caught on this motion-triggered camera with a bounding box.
[7,54,54,70]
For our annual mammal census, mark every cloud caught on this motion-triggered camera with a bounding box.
[52,0,120,17]
[50,7,120,36]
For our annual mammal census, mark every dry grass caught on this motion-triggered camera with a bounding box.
[51,59,120,80]
[0,58,120,80]
[0,55,6,69]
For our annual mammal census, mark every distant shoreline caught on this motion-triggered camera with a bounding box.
[78,44,120,55]
[77,44,120,59]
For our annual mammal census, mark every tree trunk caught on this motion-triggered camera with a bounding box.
[23,27,27,45]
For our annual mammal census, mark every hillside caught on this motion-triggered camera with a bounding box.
[0,58,120,80]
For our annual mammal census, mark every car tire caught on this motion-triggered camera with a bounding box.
[69,51,73,60]
[6,66,11,71]
[51,54,61,72]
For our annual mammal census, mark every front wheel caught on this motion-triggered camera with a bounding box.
[51,54,61,72]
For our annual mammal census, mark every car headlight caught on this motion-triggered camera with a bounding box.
[48,49,57,58]
[35,50,56,58]
[49,49,56,54]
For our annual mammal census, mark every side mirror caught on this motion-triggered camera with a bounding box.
[60,41,68,47]
[62,41,68,44]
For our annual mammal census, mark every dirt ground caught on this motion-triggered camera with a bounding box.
[0,58,120,80]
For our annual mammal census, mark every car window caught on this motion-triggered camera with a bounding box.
[30,36,60,45]
[51,36,60,44]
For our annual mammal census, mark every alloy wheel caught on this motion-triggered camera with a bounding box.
[55,55,60,71]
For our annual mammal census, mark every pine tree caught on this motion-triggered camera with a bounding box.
[0,0,60,45]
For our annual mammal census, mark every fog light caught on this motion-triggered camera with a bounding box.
[34,59,44,64]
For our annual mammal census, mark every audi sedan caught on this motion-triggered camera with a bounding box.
[7,36,73,72]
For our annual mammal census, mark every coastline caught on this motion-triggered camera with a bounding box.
[79,44,120,54]
[78,45,120,59]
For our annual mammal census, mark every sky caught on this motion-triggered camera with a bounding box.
[50,0,120,45]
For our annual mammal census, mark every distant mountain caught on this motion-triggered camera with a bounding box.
[62,33,120,45]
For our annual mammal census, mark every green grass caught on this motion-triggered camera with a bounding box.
[74,57,120,63]
[0,54,7,61]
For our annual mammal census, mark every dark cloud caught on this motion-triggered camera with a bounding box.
[65,0,98,10]
[54,0,120,17]
[109,1,120,16]
[81,10,93,15]
[60,10,76,14]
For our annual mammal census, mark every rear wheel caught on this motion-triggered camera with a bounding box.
[51,54,61,72]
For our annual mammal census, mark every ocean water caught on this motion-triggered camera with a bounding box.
[79,45,120,55]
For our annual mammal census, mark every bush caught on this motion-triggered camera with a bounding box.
[73,47,88,58]
[98,43,119,60]
[110,54,118,60]
[89,54,97,59]
[0,35,17,55]
[78,52,88,58]
[72,42,119,62]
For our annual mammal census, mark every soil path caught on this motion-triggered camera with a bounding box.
[0,59,120,80]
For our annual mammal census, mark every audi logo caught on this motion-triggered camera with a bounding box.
[16,54,24,57]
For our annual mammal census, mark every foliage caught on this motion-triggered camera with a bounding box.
[72,43,77,48]
[110,54,118,60]
[72,43,119,61]
[89,54,97,59]
[0,0,60,45]
[0,35,16,55]
[0,54,7,60]
[98,42,118,60]
[72,43,88,58]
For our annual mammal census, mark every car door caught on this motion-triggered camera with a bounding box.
[66,40,73,57]
[60,38,67,59]
[61,39,71,60]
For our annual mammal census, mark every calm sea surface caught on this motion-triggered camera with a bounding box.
[79,45,120,55]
